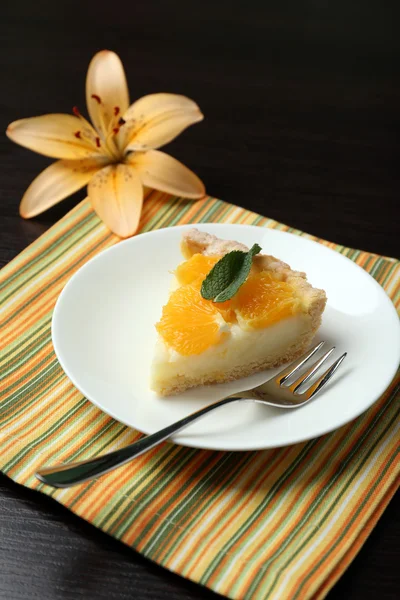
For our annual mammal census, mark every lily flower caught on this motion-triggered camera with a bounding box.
[6,50,205,237]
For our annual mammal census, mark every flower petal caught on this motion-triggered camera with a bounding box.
[20,157,107,218]
[122,93,203,151]
[86,50,130,138]
[128,150,205,198]
[88,164,143,237]
[6,115,100,159]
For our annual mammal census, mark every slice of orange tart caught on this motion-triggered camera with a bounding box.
[150,229,326,396]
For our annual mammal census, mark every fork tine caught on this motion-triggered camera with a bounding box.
[275,341,324,386]
[290,347,335,393]
[302,353,347,399]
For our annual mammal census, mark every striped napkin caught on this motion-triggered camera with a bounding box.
[1,193,399,600]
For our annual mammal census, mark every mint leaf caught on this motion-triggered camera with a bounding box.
[201,243,262,303]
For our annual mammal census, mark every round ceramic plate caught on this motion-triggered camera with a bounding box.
[52,224,400,451]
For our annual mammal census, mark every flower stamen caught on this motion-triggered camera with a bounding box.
[100,107,127,158]
[71,106,108,154]
[89,95,120,159]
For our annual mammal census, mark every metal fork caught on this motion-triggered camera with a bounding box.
[36,341,346,488]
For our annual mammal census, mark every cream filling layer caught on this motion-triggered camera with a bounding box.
[151,313,312,390]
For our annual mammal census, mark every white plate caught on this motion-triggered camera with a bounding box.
[52,224,400,451]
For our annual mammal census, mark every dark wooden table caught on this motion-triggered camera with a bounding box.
[1,2,399,598]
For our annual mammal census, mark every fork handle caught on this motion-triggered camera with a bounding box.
[36,395,243,488]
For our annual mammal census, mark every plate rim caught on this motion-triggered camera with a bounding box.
[52,223,400,451]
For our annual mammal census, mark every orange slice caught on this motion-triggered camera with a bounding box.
[156,285,227,356]
[175,253,221,285]
[235,271,301,329]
